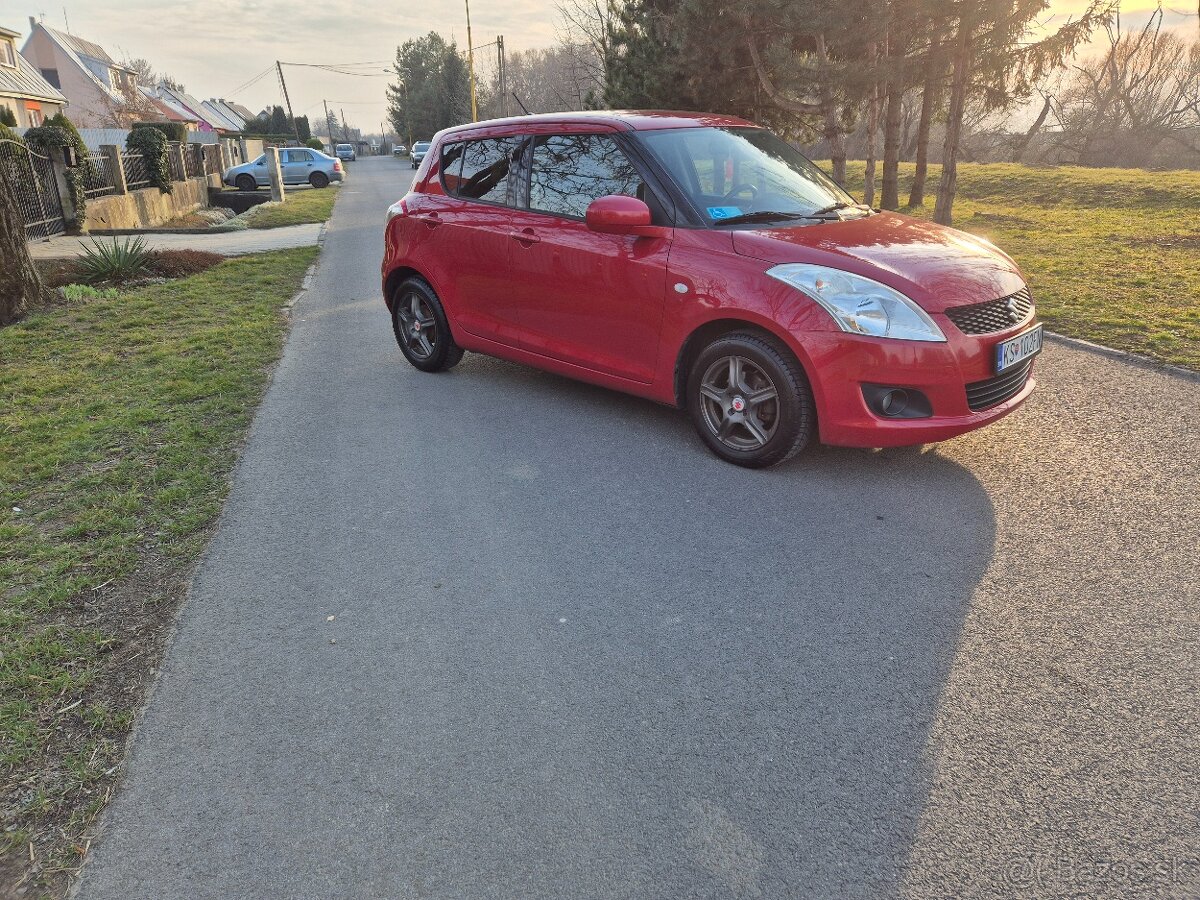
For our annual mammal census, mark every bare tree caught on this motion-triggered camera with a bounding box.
[1049,8,1200,167]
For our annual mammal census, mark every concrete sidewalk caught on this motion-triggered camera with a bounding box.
[27,223,323,259]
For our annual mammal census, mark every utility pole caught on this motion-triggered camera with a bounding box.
[276,61,300,143]
[340,108,350,144]
[464,0,478,121]
[498,35,507,118]
[323,99,332,148]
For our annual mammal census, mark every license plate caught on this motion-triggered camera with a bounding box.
[995,324,1043,373]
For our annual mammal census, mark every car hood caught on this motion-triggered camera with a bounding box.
[731,212,1024,312]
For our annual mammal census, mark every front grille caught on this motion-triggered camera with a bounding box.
[946,287,1034,335]
[965,358,1034,411]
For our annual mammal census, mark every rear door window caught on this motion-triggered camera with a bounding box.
[527,134,644,219]
[441,137,522,205]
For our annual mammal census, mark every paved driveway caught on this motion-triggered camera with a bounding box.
[78,157,1200,899]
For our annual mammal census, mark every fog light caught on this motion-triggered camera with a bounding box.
[861,384,933,419]
[880,389,908,417]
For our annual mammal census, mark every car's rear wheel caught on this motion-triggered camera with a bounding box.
[392,278,464,372]
[236,174,257,192]
[687,332,815,468]
[309,171,329,188]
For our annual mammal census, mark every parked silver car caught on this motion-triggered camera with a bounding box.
[223,148,345,191]
[392,144,408,157]
[335,143,356,162]
[410,141,431,169]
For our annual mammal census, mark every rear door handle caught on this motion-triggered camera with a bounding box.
[418,212,440,228]
[511,228,540,245]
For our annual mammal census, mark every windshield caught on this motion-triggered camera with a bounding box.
[337,145,352,150]
[636,127,859,225]
[414,142,431,152]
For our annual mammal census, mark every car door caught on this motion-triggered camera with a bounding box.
[505,132,672,383]
[282,149,312,183]
[411,136,525,345]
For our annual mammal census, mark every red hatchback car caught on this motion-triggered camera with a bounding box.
[382,111,1040,467]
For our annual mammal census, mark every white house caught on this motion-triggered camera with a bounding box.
[0,24,66,127]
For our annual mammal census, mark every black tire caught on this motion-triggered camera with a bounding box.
[391,277,464,372]
[309,171,329,188]
[236,174,257,192]
[686,332,815,468]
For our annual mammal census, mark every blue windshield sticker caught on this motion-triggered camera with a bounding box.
[707,206,742,220]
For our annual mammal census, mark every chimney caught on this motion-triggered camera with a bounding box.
[29,15,37,29]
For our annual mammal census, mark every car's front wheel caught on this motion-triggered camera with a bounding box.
[391,277,464,373]
[236,174,257,192]
[686,332,815,468]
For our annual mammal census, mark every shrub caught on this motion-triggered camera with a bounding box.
[77,236,154,284]
[147,249,225,278]
[305,138,325,151]
[0,106,15,127]
[125,127,171,194]
[133,121,188,144]
[41,113,89,229]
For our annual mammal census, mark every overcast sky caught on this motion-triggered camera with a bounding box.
[0,0,1189,135]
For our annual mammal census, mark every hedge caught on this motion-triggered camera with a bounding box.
[125,127,171,194]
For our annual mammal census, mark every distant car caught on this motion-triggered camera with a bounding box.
[335,143,357,162]
[410,141,431,169]
[393,145,409,157]
[223,149,345,191]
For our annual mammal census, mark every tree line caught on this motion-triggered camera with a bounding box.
[387,2,1200,224]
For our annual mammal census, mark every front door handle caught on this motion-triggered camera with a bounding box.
[511,228,540,246]
[418,212,440,228]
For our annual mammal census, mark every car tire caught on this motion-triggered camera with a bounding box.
[686,332,815,468]
[236,174,257,192]
[309,171,329,188]
[391,277,464,373]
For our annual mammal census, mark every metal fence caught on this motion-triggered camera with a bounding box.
[184,143,203,179]
[121,152,151,189]
[1,146,67,239]
[202,143,222,176]
[80,150,118,197]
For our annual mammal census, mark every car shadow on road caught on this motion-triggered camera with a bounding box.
[387,351,997,898]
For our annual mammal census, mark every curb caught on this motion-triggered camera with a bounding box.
[1044,331,1199,384]
[287,222,327,310]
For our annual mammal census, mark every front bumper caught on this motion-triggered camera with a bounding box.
[801,318,1038,447]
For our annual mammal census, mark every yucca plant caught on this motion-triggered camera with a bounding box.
[77,236,153,285]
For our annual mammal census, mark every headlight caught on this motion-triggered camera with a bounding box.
[766,264,946,342]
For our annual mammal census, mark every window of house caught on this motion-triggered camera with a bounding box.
[28,108,43,126]
[0,40,15,68]
[527,134,644,219]
[40,67,60,88]
[441,137,522,205]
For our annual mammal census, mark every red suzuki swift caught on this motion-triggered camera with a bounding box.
[382,111,1040,468]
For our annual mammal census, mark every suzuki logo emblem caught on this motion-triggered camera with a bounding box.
[1006,298,1021,321]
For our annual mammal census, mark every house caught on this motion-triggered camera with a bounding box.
[200,99,244,133]
[204,99,248,132]
[19,17,140,126]
[0,24,66,126]
[138,84,203,131]
[156,84,240,134]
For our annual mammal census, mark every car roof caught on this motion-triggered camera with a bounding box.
[437,110,758,142]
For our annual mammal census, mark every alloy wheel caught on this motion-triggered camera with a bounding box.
[697,355,780,450]
[395,291,438,360]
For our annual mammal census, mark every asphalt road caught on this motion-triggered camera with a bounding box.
[78,157,1200,899]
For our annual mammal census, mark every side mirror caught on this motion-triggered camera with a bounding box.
[585,195,668,239]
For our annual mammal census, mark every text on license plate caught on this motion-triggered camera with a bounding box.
[995,325,1043,373]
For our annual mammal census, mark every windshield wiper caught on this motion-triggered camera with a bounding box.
[808,201,871,217]
[712,211,818,226]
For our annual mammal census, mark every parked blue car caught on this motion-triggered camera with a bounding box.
[223,148,346,191]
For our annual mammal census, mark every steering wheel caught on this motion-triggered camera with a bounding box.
[723,183,758,201]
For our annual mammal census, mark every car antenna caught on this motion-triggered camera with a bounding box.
[511,92,530,115]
